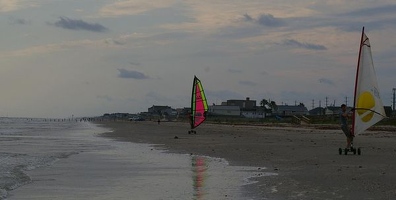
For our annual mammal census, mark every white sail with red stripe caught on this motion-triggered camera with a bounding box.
[352,27,386,135]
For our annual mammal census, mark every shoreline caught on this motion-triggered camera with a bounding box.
[97,120,396,199]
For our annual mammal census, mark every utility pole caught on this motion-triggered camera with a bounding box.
[393,88,396,111]
[325,97,328,107]
[345,96,348,107]
[312,99,314,109]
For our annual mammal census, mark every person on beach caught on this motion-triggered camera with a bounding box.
[340,104,354,148]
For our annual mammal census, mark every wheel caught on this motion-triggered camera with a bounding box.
[353,148,356,155]
[338,148,342,155]
[344,148,348,155]
[188,130,191,134]
[193,130,197,134]
[357,148,361,155]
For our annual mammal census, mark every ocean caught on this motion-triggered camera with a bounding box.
[0,118,274,199]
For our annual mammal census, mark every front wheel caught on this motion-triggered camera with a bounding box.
[338,148,342,155]
[357,148,361,155]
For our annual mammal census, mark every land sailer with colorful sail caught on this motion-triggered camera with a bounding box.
[189,76,208,134]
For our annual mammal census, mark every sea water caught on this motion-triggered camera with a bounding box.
[0,118,276,200]
[0,118,106,199]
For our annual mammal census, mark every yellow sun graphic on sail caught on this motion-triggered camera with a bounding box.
[356,91,375,122]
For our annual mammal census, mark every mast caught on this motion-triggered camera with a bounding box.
[190,76,197,129]
[393,88,396,111]
[352,27,365,135]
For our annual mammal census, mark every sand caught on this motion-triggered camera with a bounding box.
[98,120,396,199]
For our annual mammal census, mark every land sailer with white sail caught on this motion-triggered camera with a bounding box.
[339,27,386,155]
[352,27,386,136]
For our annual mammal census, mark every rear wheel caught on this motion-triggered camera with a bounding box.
[338,148,342,155]
[357,148,361,155]
[344,148,348,155]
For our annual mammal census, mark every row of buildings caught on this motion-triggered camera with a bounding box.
[102,97,393,120]
[144,97,386,119]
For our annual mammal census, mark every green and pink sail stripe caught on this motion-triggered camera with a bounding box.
[190,76,208,129]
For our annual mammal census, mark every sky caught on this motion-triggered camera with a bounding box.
[1,0,396,118]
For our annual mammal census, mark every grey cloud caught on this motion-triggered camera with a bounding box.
[129,62,141,66]
[243,13,254,22]
[344,4,396,17]
[287,16,361,33]
[243,13,285,27]
[105,38,125,45]
[228,69,242,73]
[53,17,108,32]
[112,40,125,45]
[336,18,396,32]
[239,6,396,36]
[117,69,149,79]
[257,14,285,27]
[96,95,113,102]
[318,78,335,86]
[321,5,396,31]
[8,17,29,25]
[282,39,327,50]
[239,80,257,86]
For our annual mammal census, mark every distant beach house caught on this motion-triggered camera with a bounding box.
[324,106,340,115]
[241,109,265,118]
[241,106,265,118]
[102,113,135,119]
[217,97,264,118]
[176,107,190,116]
[148,105,176,116]
[226,97,256,110]
[208,105,240,116]
[309,107,325,116]
[273,105,309,116]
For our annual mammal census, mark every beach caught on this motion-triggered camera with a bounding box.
[98,120,396,199]
[4,119,265,200]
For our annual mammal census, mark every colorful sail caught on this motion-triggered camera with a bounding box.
[190,76,208,129]
[352,27,386,135]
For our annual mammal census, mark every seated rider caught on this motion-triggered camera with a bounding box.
[340,104,354,149]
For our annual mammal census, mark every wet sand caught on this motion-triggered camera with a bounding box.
[99,120,396,199]
[7,122,263,200]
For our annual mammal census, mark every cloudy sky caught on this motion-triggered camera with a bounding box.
[1,0,396,118]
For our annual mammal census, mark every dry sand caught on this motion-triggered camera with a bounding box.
[97,120,396,199]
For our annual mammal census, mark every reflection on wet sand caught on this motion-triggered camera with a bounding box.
[192,156,207,199]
